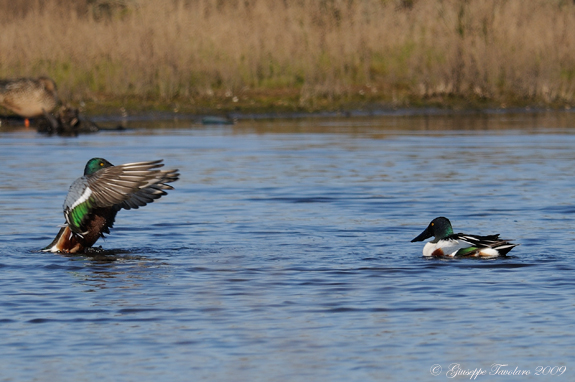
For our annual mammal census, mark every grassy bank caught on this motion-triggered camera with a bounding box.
[1,0,575,114]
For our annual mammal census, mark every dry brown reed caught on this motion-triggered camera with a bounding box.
[1,0,575,110]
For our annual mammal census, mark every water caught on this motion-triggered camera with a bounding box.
[1,112,575,381]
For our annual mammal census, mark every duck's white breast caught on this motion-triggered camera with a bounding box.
[422,240,471,257]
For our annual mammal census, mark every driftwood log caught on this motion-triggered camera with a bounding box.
[38,105,100,136]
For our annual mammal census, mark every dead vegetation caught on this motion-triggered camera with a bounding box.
[1,0,575,111]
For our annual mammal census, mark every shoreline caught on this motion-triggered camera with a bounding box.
[3,94,575,131]
[3,104,575,128]
[73,94,575,122]
[85,101,575,124]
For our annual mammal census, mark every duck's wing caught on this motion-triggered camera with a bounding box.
[0,78,33,95]
[433,237,475,257]
[116,165,179,211]
[63,160,179,234]
[452,233,516,257]
[0,80,23,106]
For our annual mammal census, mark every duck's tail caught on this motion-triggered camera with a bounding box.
[492,242,517,256]
[42,225,85,254]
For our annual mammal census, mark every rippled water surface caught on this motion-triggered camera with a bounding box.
[2,113,575,381]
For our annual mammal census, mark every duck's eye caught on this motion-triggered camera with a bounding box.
[100,162,104,166]
[431,223,434,226]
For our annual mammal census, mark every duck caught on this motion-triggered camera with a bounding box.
[411,217,517,258]
[0,77,58,127]
[43,158,179,254]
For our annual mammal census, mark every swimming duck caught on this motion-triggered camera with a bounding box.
[0,77,58,126]
[411,217,516,258]
[43,158,179,254]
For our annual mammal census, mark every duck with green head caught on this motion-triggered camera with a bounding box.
[43,158,179,254]
[411,217,517,258]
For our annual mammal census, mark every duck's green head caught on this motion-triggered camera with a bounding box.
[411,216,454,243]
[84,158,114,176]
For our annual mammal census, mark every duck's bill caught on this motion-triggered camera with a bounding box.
[411,227,432,242]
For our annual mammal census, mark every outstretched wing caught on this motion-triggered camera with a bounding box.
[63,160,179,234]
[116,165,179,211]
